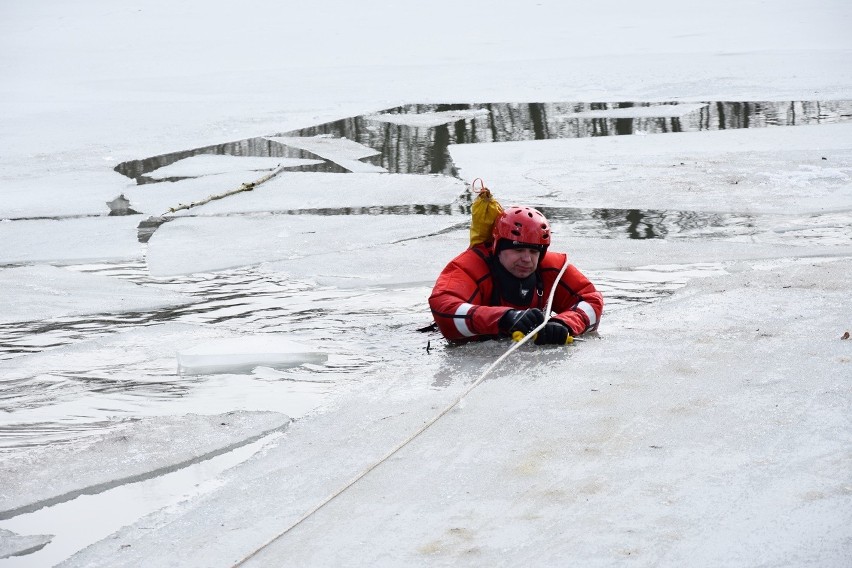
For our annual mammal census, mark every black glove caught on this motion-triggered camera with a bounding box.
[534,321,572,345]
[499,308,545,336]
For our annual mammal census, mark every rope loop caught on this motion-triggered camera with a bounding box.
[471,177,491,198]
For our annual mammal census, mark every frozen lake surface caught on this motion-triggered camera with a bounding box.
[1,0,851,565]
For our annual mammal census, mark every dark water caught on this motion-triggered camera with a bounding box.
[115,100,852,183]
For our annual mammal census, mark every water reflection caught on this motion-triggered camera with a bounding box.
[114,100,852,183]
[181,204,758,242]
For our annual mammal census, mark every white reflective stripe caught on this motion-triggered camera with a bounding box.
[453,303,476,337]
[577,301,597,328]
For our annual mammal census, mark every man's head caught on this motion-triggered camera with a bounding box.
[492,206,551,278]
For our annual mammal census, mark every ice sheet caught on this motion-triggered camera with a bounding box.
[0,217,143,265]
[449,122,852,214]
[0,172,131,219]
[145,155,322,180]
[179,172,466,214]
[0,265,193,324]
[146,214,461,276]
[0,411,290,520]
[262,230,463,288]
[177,335,328,375]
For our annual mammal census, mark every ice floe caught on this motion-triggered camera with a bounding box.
[266,135,386,173]
[177,335,328,375]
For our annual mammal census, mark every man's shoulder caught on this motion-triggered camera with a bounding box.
[452,243,491,261]
[447,244,492,274]
[539,250,568,270]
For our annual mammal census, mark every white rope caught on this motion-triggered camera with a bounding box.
[232,255,573,567]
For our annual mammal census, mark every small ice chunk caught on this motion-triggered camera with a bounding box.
[177,335,327,375]
[364,108,490,127]
[563,103,708,119]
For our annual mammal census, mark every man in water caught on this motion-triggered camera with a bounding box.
[429,205,603,344]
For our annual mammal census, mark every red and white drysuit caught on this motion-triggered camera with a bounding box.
[429,243,603,342]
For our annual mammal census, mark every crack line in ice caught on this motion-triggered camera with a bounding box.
[0,424,288,521]
[0,432,283,567]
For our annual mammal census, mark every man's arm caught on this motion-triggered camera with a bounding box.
[428,252,507,341]
[549,262,604,336]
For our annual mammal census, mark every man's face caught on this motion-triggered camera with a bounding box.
[498,247,541,279]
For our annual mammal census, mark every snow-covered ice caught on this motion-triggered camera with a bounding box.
[1,0,851,566]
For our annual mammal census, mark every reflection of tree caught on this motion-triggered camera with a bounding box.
[615,102,634,136]
[115,100,852,182]
[574,208,757,240]
[429,124,451,174]
[589,208,663,239]
[625,209,658,239]
[529,103,548,139]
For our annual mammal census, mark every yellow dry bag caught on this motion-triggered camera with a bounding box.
[469,178,503,247]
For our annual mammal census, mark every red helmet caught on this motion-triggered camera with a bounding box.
[492,206,550,253]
